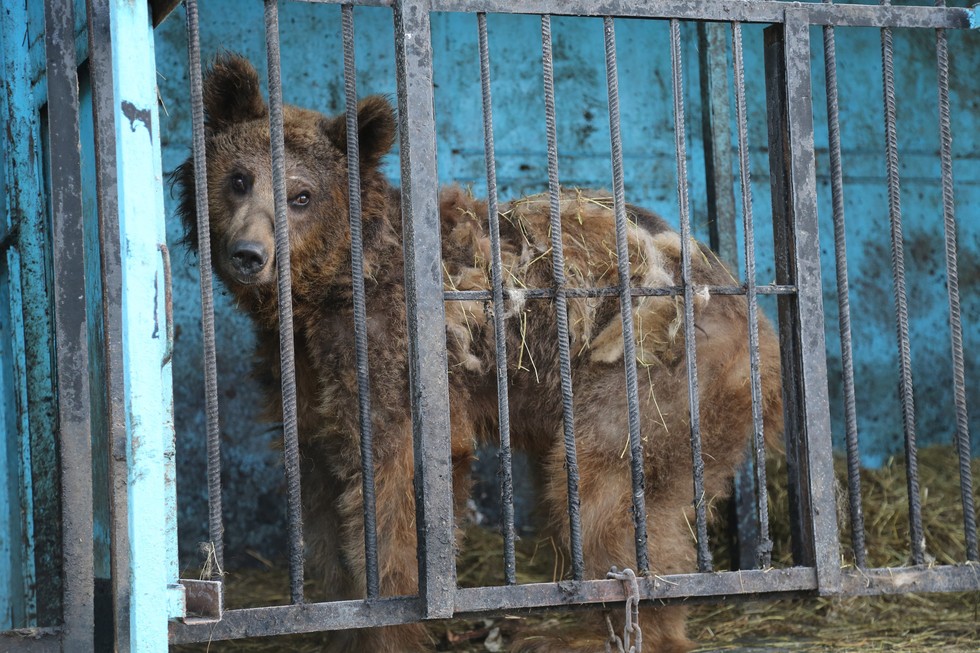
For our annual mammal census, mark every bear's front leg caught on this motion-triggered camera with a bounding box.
[322,421,435,653]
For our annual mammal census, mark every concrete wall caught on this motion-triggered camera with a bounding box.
[152,4,979,564]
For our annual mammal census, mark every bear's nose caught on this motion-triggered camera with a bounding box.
[231,240,269,276]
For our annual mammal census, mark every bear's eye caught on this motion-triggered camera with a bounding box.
[291,191,311,208]
[230,173,249,195]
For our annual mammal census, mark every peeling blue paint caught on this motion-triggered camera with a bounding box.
[121,100,153,138]
[1,0,47,628]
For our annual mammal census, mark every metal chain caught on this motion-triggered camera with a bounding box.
[605,567,642,653]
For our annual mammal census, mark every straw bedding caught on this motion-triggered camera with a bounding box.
[174,447,979,651]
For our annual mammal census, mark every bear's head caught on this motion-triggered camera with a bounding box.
[173,54,397,315]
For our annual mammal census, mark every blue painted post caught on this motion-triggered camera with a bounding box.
[0,128,33,631]
[107,0,182,648]
[0,0,46,630]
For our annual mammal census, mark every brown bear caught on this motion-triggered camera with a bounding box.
[174,54,783,653]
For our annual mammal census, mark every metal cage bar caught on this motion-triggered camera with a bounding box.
[44,0,95,647]
[668,16,713,573]
[731,19,773,570]
[879,3,926,567]
[821,0,867,569]
[933,3,978,563]
[262,0,307,604]
[341,2,383,599]
[161,0,980,648]
[601,16,650,575]
[84,0,131,647]
[476,11,518,585]
[424,0,972,28]
[183,0,225,576]
[763,12,840,594]
[697,19,764,572]
[392,0,457,619]
[539,12,586,581]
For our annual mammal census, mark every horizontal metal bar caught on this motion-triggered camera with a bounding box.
[298,0,395,6]
[424,0,971,29]
[444,283,796,302]
[455,567,817,614]
[171,567,818,643]
[839,565,980,597]
[169,597,424,644]
[168,563,980,643]
[292,0,973,29]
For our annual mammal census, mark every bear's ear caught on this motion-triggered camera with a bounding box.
[203,54,268,132]
[323,95,397,168]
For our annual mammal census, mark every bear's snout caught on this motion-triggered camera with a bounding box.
[230,240,270,281]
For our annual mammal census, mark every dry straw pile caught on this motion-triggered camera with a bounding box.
[175,447,979,651]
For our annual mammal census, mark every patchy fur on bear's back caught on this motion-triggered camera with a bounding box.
[437,186,741,372]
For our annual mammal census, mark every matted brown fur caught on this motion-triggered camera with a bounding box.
[173,54,784,653]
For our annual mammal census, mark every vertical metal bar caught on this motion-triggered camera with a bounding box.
[731,20,772,571]
[934,3,977,563]
[44,0,95,648]
[85,0,131,647]
[392,0,456,618]
[108,0,176,645]
[602,16,649,574]
[262,0,305,604]
[539,14,585,581]
[763,13,840,594]
[183,0,225,578]
[879,1,925,567]
[821,0,867,568]
[698,20,761,571]
[696,22,739,267]
[341,3,381,599]
[669,18,712,573]
[476,12,517,585]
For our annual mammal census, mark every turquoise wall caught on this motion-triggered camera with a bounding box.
[152,4,979,563]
